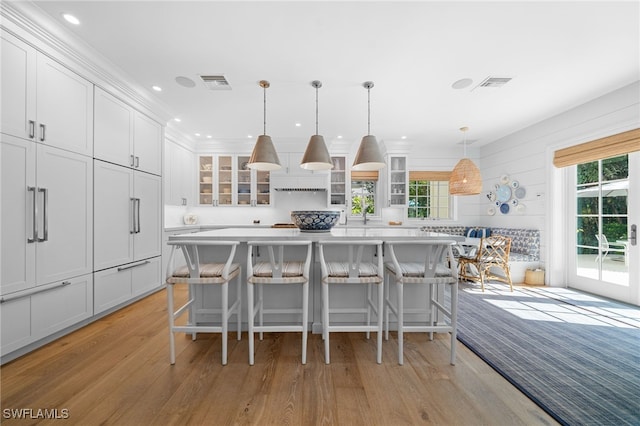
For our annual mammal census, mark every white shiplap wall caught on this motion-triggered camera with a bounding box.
[475,81,640,285]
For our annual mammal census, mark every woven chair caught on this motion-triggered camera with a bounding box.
[384,240,459,365]
[246,240,312,365]
[458,235,513,292]
[317,240,384,364]
[165,240,242,365]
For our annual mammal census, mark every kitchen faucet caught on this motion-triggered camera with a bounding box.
[363,208,367,225]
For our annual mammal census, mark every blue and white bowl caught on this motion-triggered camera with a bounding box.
[291,210,340,232]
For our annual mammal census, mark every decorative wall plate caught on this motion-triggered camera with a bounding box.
[500,174,510,184]
[515,187,526,199]
[487,207,496,216]
[500,203,510,214]
[511,198,519,206]
[487,191,496,202]
[511,180,519,188]
[516,204,526,214]
[496,184,512,202]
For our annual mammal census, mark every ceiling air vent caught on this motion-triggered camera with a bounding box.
[477,76,512,88]
[199,75,231,90]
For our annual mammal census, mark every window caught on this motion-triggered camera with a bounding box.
[407,171,452,219]
[351,180,377,216]
[575,154,628,285]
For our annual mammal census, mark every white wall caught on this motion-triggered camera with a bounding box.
[476,81,640,285]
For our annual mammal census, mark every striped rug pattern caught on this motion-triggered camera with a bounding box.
[456,283,640,426]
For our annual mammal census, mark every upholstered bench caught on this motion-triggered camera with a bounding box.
[420,225,541,283]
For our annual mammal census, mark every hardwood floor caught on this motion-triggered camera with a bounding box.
[1,288,557,425]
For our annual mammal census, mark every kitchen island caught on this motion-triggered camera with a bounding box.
[167,227,463,333]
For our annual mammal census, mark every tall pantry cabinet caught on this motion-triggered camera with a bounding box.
[0,27,164,361]
[1,31,94,357]
[93,88,162,315]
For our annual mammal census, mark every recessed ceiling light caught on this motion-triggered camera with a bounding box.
[195,133,201,137]
[451,78,473,90]
[401,136,407,140]
[174,118,181,122]
[206,135,212,139]
[62,13,80,25]
[337,135,343,139]
[247,135,253,138]
[295,123,301,127]
[152,85,162,92]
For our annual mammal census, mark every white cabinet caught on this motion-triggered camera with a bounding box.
[1,274,93,357]
[387,155,408,207]
[94,87,162,176]
[1,31,94,156]
[1,135,93,296]
[165,140,194,206]
[94,257,161,314]
[330,156,349,206]
[198,154,270,206]
[94,160,162,271]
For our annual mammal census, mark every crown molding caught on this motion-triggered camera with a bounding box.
[1,1,171,125]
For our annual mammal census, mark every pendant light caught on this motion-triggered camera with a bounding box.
[247,80,281,171]
[352,81,385,171]
[449,126,482,195]
[300,80,333,170]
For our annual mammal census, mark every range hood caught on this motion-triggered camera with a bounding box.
[270,174,328,192]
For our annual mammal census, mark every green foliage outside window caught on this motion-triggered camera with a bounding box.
[576,154,628,252]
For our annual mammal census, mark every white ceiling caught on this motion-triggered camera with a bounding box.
[27,1,640,150]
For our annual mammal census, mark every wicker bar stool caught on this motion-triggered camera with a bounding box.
[246,240,312,365]
[317,240,384,364]
[166,240,242,365]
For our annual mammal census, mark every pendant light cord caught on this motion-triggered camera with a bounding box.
[461,126,469,158]
[263,85,267,136]
[367,86,371,136]
[315,85,319,135]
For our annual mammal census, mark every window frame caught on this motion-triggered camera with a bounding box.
[407,171,453,220]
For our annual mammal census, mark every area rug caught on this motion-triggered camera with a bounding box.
[456,283,640,426]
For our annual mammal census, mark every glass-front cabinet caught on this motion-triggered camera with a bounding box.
[255,169,271,206]
[330,156,348,206]
[236,155,251,206]
[217,155,233,205]
[199,155,215,205]
[387,155,407,206]
[198,154,270,206]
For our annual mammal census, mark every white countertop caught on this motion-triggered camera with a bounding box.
[168,227,464,242]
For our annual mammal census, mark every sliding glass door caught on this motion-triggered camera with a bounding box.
[569,152,639,304]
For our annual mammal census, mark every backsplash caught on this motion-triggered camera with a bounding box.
[165,190,329,227]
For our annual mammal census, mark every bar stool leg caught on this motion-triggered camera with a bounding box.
[384,273,391,341]
[247,281,255,365]
[258,283,264,340]
[376,281,384,364]
[167,284,176,365]
[237,272,242,341]
[323,282,330,364]
[302,281,309,364]
[221,281,229,366]
[397,281,404,365]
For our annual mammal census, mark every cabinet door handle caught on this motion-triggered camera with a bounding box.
[39,123,46,142]
[130,154,135,167]
[29,120,36,139]
[130,198,136,234]
[135,156,140,168]
[135,198,141,233]
[27,186,37,243]
[37,187,48,242]
[117,260,150,272]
